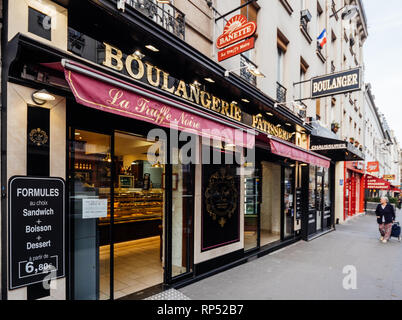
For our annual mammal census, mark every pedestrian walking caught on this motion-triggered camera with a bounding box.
[376,197,396,243]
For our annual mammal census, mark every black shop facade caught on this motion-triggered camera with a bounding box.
[1,0,331,300]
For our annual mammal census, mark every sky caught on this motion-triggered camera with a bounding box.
[363,0,402,144]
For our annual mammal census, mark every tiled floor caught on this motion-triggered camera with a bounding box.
[260,230,280,246]
[244,230,280,250]
[99,236,163,300]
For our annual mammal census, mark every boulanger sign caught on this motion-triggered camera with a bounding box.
[8,176,65,289]
[311,68,361,99]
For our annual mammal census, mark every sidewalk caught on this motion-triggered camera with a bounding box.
[179,211,402,300]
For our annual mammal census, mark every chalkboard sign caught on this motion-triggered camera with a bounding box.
[8,176,65,290]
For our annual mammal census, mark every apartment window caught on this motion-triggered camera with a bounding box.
[241,0,257,57]
[241,0,259,24]
[316,99,321,120]
[277,30,288,84]
[317,1,323,15]
[300,57,309,100]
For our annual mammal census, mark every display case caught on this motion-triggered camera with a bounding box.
[98,189,163,245]
[99,189,163,224]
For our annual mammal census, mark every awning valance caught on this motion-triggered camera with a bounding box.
[310,134,364,161]
[61,59,255,149]
[365,174,391,190]
[269,137,331,168]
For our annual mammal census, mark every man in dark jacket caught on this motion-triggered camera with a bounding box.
[376,197,396,243]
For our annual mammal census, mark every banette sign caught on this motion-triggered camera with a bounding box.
[216,15,256,62]
[216,15,257,50]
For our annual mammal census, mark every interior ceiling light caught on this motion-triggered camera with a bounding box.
[285,123,292,127]
[266,112,273,116]
[241,99,250,103]
[152,161,163,168]
[157,0,171,3]
[231,101,238,105]
[276,124,282,128]
[204,77,215,83]
[32,89,55,105]
[145,45,159,52]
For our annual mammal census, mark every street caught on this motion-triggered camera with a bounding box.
[179,211,402,300]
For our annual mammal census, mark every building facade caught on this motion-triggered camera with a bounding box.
[0,0,375,300]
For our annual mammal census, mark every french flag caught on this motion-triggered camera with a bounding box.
[317,29,327,49]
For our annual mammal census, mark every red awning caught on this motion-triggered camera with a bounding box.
[60,59,255,149]
[365,174,391,190]
[269,137,331,168]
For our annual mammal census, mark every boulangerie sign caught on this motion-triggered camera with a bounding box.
[63,62,255,149]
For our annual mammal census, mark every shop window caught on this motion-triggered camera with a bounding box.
[28,7,52,41]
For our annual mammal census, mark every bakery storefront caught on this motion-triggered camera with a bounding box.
[2,0,330,300]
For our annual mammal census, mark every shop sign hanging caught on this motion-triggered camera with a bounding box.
[216,15,256,62]
[216,15,257,50]
[218,38,255,62]
[383,174,396,180]
[366,161,379,173]
[311,67,361,99]
[8,176,65,289]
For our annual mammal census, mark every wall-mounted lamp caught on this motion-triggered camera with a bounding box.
[330,5,359,20]
[32,89,55,105]
[224,62,265,78]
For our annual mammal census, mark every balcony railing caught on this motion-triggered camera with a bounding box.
[240,55,257,86]
[276,81,287,103]
[298,102,307,119]
[123,0,185,40]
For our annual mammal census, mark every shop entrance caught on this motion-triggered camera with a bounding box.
[68,115,195,300]
[70,129,165,299]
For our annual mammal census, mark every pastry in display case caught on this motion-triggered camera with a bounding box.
[98,189,163,224]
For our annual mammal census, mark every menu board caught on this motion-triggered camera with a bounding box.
[295,188,302,220]
[8,176,65,290]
